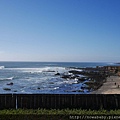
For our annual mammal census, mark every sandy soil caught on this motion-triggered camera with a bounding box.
[91,76,120,94]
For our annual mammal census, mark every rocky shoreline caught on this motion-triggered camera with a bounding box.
[55,66,120,93]
[4,65,120,94]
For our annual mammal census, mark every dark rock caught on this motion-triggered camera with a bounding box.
[71,90,76,92]
[81,86,86,89]
[7,82,13,85]
[42,70,55,72]
[78,89,84,92]
[14,90,17,92]
[69,70,82,74]
[72,75,79,78]
[61,74,80,80]
[37,87,40,89]
[55,73,60,75]
[70,75,76,79]
[3,88,11,91]
[84,81,103,90]
[78,77,87,82]
[49,82,54,84]
[85,81,95,86]
[61,75,71,79]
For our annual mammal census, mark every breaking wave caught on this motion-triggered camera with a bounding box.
[0,77,14,81]
[7,67,67,73]
[0,66,5,69]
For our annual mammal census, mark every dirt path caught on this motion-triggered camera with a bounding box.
[91,76,120,94]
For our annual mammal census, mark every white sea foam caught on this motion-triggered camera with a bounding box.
[70,68,82,72]
[54,87,59,89]
[6,67,67,73]
[0,76,14,81]
[41,67,66,72]
[0,66,5,69]
[6,77,14,80]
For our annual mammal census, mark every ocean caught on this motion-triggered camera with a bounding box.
[0,62,117,94]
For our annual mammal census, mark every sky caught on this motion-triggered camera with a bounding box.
[0,0,120,62]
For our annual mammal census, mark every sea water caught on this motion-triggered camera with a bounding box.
[0,62,117,94]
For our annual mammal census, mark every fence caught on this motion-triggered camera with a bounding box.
[0,94,120,110]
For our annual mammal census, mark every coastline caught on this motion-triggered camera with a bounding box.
[0,61,120,94]
[91,75,120,94]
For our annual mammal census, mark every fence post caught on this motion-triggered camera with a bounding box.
[16,94,18,109]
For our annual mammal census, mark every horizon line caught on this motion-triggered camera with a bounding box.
[0,60,117,63]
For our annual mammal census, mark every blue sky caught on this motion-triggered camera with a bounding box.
[0,0,120,62]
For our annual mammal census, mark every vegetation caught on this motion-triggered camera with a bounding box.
[0,108,120,115]
[0,109,120,120]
